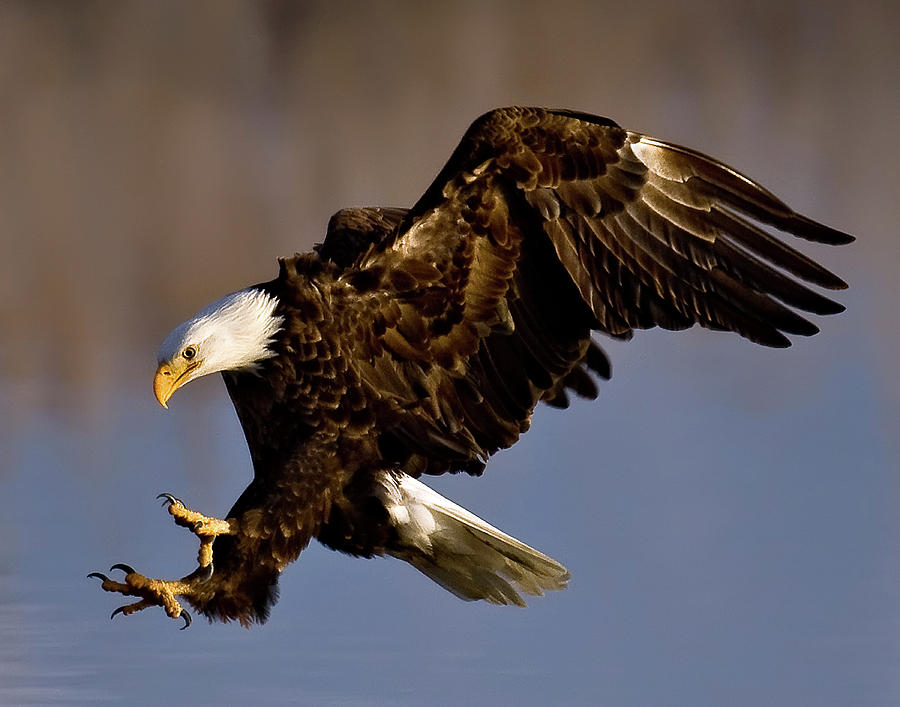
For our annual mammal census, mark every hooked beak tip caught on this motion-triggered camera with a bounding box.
[154,360,199,408]
[153,365,175,409]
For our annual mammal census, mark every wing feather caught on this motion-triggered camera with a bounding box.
[315,206,408,269]
[337,107,850,474]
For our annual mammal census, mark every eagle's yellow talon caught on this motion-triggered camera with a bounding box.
[91,496,234,626]
[93,565,193,629]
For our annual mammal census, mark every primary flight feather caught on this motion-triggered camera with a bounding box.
[90,107,851,627]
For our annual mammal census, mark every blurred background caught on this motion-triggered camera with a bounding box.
[1,1,897,704]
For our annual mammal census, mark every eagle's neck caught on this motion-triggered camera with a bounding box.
[224,276,344,464]
[158,288,285,375]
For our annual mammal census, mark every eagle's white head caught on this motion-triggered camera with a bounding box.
[153,288,284,408]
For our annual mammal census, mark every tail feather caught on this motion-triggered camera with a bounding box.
[381,474,570,606]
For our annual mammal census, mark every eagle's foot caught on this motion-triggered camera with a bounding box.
[87,564,193,629]
[89,495,239,627]
[157,493,238,569]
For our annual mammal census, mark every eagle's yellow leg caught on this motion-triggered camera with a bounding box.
[88,494,239,628]
[157,493,238,569]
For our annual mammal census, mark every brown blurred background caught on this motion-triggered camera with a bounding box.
[2,0,895,421]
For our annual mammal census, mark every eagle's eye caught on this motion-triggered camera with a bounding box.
[182,346,197,361]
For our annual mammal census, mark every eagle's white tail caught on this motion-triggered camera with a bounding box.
[381,474,570,606]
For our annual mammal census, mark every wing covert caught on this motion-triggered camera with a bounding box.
[315,206,408,270]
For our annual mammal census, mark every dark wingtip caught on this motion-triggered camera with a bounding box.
[834,232,855,245]
[810,225,855,246]
[819,225,855,246]
[780,216,854,288]
[788,213,856,246]
[803,296,847,315]
[783,320,820,337]
[827,275,851,291]
[586,343,612,380]
[757,330,793,348]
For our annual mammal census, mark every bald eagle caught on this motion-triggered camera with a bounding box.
[90,107,851,628]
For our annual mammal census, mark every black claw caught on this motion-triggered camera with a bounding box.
[110,605,127,621]
[157,492,184,508]
[110,563,136,575]
[183,563,213,583]
[179,610,192,630]
[198,562,213,583]
[193,563,214,583]
[87,572,110,582]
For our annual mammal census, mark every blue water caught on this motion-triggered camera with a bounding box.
[2,329,897,706]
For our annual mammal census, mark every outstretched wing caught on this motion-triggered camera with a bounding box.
[341,107,850,475]
[399,107,849,343]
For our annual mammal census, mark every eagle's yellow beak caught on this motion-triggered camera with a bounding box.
[153,360,198,409]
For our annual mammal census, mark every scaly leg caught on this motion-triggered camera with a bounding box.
[88,494,239,629]
[156,493,237,572]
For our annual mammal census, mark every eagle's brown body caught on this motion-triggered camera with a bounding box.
[91,108,851,627]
